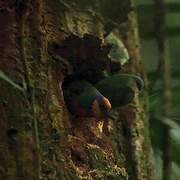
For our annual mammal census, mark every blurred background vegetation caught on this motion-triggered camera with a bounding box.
[136,0,180,179]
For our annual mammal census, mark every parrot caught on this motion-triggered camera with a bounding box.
[95,73,144,108]
[62,79,113,119]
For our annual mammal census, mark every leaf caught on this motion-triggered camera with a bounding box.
[159,117,180,131]
[105,32,129,65]
[0,70,24,92]
[171,129,180,167]
[171,162,180,180]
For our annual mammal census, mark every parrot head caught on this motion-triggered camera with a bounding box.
[133,75,144,91]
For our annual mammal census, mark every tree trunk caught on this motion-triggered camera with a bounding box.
[117,7,155,180]
[0,0,155,179]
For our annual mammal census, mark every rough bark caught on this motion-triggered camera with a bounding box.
[116,7,155,180]
[0,0,154,179]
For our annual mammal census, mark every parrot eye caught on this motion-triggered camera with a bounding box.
[134,76,144,90]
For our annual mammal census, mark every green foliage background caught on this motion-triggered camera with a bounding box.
[136,0,180,179]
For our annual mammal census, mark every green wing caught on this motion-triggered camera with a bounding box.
[95,73,143,108]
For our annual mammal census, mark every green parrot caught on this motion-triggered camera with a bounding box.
[63,79,113,119]
[95,73,144,108]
